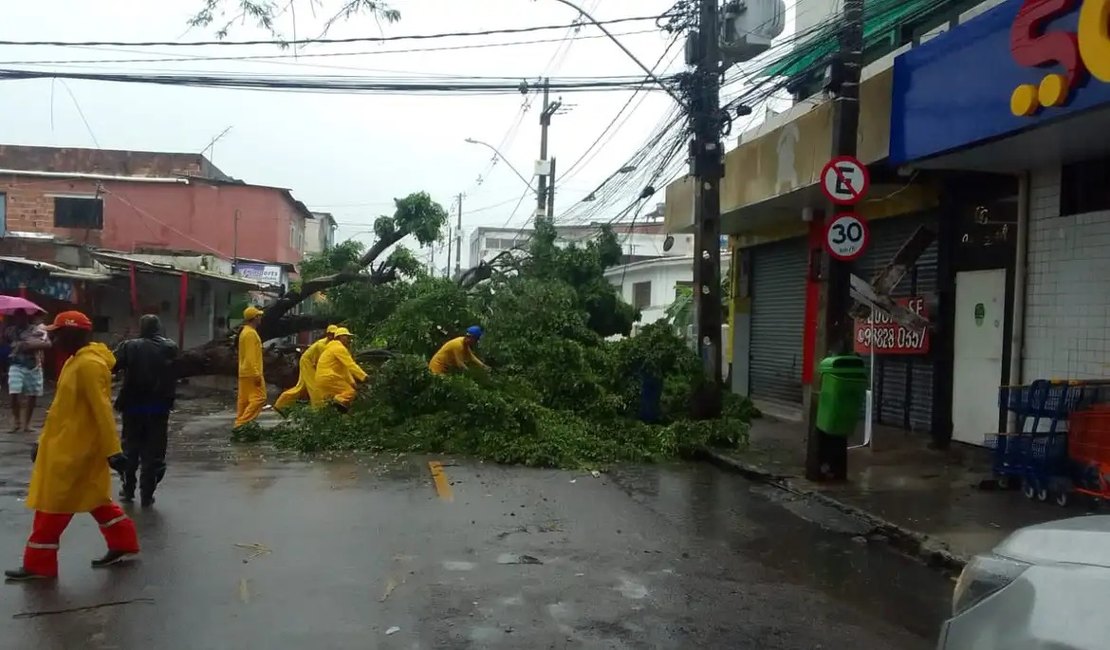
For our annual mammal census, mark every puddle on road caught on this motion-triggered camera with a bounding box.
[608,463,953,642]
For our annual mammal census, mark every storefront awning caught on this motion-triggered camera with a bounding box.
[0,256,111,282]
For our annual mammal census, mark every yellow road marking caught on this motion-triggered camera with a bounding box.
[428,461,454,502]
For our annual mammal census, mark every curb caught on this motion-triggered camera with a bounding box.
[700,447,968,575]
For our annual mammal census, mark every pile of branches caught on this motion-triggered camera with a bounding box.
[251,218,757,469]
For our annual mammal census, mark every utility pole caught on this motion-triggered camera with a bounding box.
[445,225,453,278]
[536,78,561,222]
[690,0,724,418]
[547,157,557,220]
[455,193,463,277]
[806,0,865,482]
[232,209,240,274]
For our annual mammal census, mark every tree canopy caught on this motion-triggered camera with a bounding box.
[245,217,757,469]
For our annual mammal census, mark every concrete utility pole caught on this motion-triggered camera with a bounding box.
[547,157,557,220]
[445,225,453,278]
[806,0,865,482]
[536,78,562,222]
[455,193,463,277]
[690,0,725,417]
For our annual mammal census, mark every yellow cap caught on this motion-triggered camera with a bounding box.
[243,306,263,321]
[333,327,352,337]
[326,325,339,335]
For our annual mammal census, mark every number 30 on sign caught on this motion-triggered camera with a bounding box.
[825,213,869,261]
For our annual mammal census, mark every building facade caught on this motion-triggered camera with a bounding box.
[890,0,1110,443]
[0,145,311,266]
[468,221,694,267]
[664,0,1021,442]
[306,211,337,256]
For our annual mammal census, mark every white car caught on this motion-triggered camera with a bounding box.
[939,516,1110,649]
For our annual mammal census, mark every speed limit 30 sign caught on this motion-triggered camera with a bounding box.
[825,213,870,261]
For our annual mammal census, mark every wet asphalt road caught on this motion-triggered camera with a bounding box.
[0,399,952,649]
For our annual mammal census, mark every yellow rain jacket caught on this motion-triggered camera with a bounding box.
[27,343,121,514]
[235,324,267,427]
[275,337,328,411]
[313,340,368,407]
[428,337,484,375]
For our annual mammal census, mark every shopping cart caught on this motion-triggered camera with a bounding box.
[990,380,1089,503]
[984,431,1069,502]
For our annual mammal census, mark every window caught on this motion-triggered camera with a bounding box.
[0,192,6,236]
[674,280,693,298]
[632,281,652,310]
[53,196,103,229]
[1061,155,1110,216]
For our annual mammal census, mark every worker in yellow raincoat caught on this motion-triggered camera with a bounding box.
[313,328,368,411]
[234,306,267,428]
[274,324,337,414]
[6,311,140,581]
[429,326,489,375]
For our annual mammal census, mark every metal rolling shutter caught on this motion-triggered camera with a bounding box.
[750,237,808,406]
[853,214,939,432]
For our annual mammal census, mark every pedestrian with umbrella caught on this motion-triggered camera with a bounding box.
[1,297,51,433]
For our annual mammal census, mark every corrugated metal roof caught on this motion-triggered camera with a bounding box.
[90,251,269,289]
[0,255,112,281]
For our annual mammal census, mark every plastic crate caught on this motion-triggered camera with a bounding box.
[1069,406,1110,466]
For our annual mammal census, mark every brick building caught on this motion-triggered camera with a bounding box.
[0,144,310,266]
[0,145,311,355]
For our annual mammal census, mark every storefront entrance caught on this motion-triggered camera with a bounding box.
[951,269,1008,445]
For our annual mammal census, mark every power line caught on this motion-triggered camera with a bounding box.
[0,29,659,69]
[0,69,677,95]
[0,14,670,48]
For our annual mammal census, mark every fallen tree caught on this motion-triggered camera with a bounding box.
[175,191,448,385]
[243,219,757,468]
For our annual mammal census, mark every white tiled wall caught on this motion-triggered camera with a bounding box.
[1023,167,1110,380]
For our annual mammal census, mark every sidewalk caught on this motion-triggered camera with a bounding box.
[706,416,1081,571]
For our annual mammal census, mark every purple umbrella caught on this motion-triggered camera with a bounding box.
[0,296,45,315]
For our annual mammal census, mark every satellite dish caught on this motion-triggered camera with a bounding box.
[662,235,675,252]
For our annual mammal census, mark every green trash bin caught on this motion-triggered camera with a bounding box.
[816,355,868,437]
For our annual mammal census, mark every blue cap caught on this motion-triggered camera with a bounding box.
[466,325,483,339]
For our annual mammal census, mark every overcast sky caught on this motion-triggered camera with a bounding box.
[0,0,700,268]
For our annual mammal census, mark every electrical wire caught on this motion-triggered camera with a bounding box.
[0,68,677,96]
[0,29,660,70]
[0,14,671,48]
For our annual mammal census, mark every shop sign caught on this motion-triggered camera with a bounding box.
[237,263,283,286]
[891,0,1110,164]
[1009,0,1110,117]
[854,296,930,355]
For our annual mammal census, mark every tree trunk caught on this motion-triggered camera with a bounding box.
[175,228,406,383]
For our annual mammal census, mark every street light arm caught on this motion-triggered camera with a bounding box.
[464,138,535,191]
[543,0,686,108]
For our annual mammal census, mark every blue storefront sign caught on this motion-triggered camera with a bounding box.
[891,0,1110,164]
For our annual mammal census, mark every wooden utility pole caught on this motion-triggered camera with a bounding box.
[691,0,725,417]
[806,0,865,481]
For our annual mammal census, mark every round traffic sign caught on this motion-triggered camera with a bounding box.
[820,156,870,205]
[825,213,869,261]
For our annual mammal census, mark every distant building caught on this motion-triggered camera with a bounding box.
[305,211,337,255]
[468,217,694,267]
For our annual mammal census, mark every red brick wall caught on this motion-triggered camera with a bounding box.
[0,175,305,264]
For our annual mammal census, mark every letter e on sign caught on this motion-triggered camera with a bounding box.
[825,214,869,261]
[820,156,870,205]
